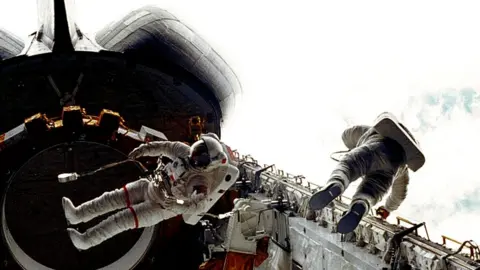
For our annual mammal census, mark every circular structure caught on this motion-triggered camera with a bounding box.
[2,141,155,270]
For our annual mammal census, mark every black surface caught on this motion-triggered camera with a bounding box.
[0,52,213,139]
[4,141,144,270]
[52,0,74,53]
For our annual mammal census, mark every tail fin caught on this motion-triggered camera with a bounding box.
[36,0,77,52]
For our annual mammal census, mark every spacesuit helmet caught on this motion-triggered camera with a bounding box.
[189,134,228,170]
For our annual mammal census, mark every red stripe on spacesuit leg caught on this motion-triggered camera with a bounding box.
[122,185,131,207]
[122,185,139,228]
[127,206,139,228]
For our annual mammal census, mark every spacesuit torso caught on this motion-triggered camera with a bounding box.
[160,157,211,199]
[142,140,222,207]
[342,125,406,173]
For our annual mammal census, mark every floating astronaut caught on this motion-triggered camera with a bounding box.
[62,133,229,250]
[308,112,425,234]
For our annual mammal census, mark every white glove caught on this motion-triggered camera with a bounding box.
[189,190,206,207]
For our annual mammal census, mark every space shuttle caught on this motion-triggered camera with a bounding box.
[0,1,479,269]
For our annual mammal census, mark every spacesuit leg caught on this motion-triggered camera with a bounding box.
[337,171,395,234]
[309,144,379,211]
[67,201,179,250]
[62,178,150,225]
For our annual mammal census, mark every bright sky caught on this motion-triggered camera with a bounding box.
[1,0,480,248]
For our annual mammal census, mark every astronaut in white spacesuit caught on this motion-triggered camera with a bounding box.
[308,113,423,234]
[62,133,229,250]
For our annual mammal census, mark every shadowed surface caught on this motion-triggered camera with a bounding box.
[4,141,146,270]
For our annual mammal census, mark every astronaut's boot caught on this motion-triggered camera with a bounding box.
[67,228,88,250]
[67,207,138,250]
[308,180,345,211]
[62,197,81,225]
[337,199,369,234]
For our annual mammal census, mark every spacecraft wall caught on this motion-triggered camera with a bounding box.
[95,6,242,128]
[0,28,24,61]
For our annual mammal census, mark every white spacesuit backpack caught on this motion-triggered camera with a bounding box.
[373,112,425,172]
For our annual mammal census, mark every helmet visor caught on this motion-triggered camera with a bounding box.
[191,143,211,167]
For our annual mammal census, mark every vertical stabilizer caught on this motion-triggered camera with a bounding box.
[36,0,76,52]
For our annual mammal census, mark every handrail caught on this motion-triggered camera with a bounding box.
[396,216,431,241]
[442,235,477,260]
[232,150,478,265]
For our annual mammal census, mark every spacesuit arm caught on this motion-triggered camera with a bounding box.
[384,165,409,212]
[342,125,372,150]
[129,141,190,160]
